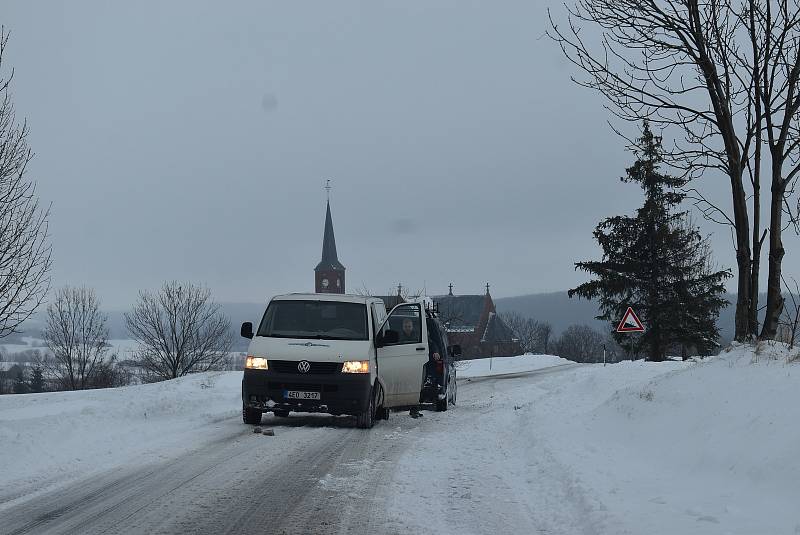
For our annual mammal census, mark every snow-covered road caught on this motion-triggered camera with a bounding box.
[2,414,410,534]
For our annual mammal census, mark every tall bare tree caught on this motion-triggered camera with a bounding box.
[0,28,52,337]
[741,2,800,339]
[43,286,109,390]
[548,1,762,341]
[125,281,232,380]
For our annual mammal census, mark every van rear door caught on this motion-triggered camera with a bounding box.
[376,302,428,406]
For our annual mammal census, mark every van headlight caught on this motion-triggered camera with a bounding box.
[341,360,370,373]
[245,356,268,370]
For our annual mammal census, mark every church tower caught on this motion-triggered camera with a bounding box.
[315,187,345,294]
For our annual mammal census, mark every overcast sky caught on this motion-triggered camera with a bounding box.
[3,1,795,309]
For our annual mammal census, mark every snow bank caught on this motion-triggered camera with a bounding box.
[558,343,800,534]
[389,346,800,534]
[0,372,242,502]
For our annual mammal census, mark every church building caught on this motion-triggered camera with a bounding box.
[314,198,345,294]
[433,284,521,359]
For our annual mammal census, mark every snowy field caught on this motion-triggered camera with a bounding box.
[0,338,142,361]
[1,347,798,534]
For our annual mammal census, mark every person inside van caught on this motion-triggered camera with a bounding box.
[398,317,418,343]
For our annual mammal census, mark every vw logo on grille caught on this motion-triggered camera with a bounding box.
[297,360,311,373]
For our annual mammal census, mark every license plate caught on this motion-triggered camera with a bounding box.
[285,390,320,400]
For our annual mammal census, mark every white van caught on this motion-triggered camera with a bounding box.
[240,293,455,428]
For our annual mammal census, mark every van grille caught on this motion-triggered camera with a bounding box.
[268,360,342,374]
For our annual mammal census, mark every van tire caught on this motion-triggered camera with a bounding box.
[356,387,376,429]
[436,396,448,412]
[243,406,262,425]
[273,409,290,418]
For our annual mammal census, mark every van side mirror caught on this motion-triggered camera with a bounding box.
[241,322,254,339]
[449,344,462,360]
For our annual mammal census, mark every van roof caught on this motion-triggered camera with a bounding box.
[271,293,382,305]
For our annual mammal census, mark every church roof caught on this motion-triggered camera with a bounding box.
[482,312,517,343]
[315,201,345,272]
[376,294,405,310]
[432,291,517,344]
[433,294,486,329]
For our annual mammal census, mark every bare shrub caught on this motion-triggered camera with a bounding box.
[553,324,606,363]
[43,286,110,390]
[499,312,553,354]
[125,281,232,380]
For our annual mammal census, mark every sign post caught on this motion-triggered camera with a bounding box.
[616,307,645,361]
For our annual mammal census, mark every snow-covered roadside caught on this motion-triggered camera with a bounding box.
[388,347,800,535]
[0,371,243,504]
[562,343,800,534]
[457,353,573,378]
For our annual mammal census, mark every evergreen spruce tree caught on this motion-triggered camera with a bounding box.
[569,122,730,361]
[29,363,44,393]
[13,371,28,394]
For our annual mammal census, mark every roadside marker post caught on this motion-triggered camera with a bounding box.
[603,344,606,367]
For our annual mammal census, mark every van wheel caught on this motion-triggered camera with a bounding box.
[273,409,290,418]
[449,372,457,406]
[357,388,376,429]
[243,406,262,425]
[436,396,448,412]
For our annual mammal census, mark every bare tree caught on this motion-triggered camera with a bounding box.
[548,1,763,341]
[539,322,553,354]
[499,312,554,354]
[125,281,232,380]
[553,324,606,363]
[354,283,424,304]
[742,2,800,339]
[499,312,533,352]
[778,275,800,347]
[43,286,110,390]
[0,28,52,337]
[86,356,133,389]
[550,1,800,342]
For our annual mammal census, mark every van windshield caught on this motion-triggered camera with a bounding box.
[257,300,369,341]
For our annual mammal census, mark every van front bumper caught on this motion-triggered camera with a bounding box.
[242,369,372,416]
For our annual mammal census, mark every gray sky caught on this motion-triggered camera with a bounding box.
[3,1,794,308]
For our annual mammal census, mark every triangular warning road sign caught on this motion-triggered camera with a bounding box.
[616,307,645,333]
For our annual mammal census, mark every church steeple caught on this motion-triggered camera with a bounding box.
[315,183,345,293]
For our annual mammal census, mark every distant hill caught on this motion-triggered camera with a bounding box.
[495,292,606,335]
